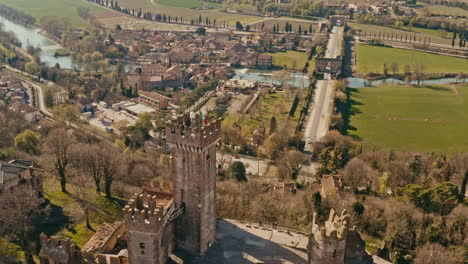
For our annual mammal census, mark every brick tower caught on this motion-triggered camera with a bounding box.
[166,113,220,255]
[123,190,175,264]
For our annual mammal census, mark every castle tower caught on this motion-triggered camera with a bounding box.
[166,113,220,255]
[308,209,349,264]
[123,192,175,264]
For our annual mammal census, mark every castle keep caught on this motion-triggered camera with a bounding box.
[166,113,219,255]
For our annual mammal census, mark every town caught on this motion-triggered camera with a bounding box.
[0,0,467,263]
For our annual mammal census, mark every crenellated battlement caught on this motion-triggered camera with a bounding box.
[123,193,173,234]
[39,233,82,264]
[312,209,349,241]
[142,178,173,197]
[166,113,220,150]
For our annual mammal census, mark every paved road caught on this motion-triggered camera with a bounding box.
[301,26,344,179]
[304,26,343,144]
[4,65,53,116]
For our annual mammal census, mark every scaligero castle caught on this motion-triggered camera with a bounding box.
[39,113,385,264]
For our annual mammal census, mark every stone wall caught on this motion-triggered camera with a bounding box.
[39,234,83,264]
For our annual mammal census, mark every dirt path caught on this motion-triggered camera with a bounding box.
[450,84,460,96]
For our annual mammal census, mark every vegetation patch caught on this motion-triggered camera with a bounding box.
[356,45,468,74]
[266,51,309,71]
[348,83,468,152]
[53,48,71,57]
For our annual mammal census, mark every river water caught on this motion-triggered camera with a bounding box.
[233,68,310,88]
[0,13,80,70]
[347,77,460,88]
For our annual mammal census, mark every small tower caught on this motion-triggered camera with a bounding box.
[308,209,349,264]
[166,113,220,255]
[124,193,174,264]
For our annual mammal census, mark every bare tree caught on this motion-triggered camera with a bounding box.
[0,186,45,264]
[390,62,399,80]
[99,142,122,198]
[74,144,103,193]
[413,63,426,86]
[46,127,75,193]
[343,158,376,191]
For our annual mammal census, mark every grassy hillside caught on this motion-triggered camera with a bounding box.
[348,83,468,152]
[0,0,109,28]
[356,45,468,74]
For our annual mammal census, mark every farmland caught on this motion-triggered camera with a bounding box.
[417,3,468,17]
[266,51,309,71]
[349,22,453,46]
[154,0,220,9]
[0,0,110,28]
[356,45,468,74]
[249,18,319,34]
[117,0,261,25]
[348,83,468,152]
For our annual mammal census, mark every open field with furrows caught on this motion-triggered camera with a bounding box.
[0,0,112,28]
[266,51,309,71]
[348,83,468,152]
[349,22,453,46]
[223,90,306,135]
[356,45,468,74]
[416,2,468,17]
[117,0,261,25]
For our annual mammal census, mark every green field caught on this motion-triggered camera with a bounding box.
[250,18,318,33]
[349,22,453,46]
[266,51,309,71]
[117,0,260,25]
[348,83,468,152]
[154,0,220,8]
[0,0,109,28]
[417,3,468,17]
[356,45,468,74]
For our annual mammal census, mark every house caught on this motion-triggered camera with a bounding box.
[321,174,344,198]
[0,160,44,200]
[139,91,170,110]
[8,101,43,123]
[141,64,167,76]
[257,54,273,67]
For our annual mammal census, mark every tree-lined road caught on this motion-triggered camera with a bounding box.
[301,26,344,179]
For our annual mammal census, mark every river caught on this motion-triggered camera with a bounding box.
[347,77,460,88]
[0,13,81,70]
[233,68,310,88]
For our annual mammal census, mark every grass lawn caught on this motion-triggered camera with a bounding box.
[348,83,468,152]
[266,51,309,71]
[0,0,109,28]
[349,22,452,46]
[224,90,305,134]
[356,45,468,74]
